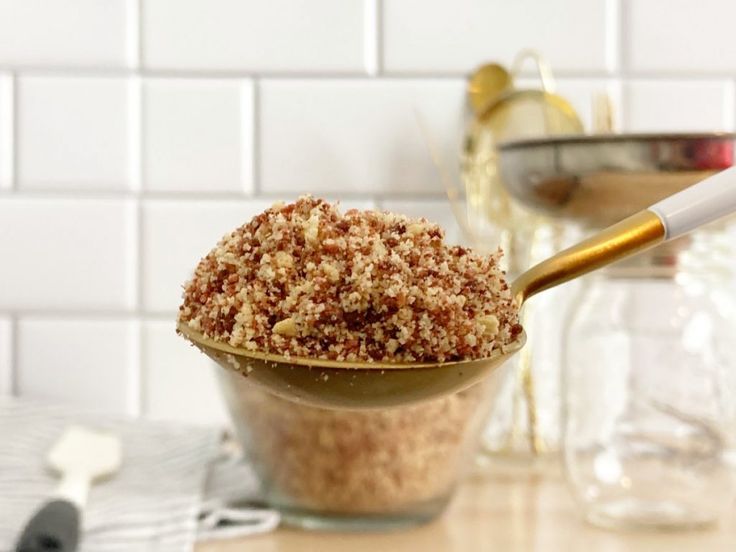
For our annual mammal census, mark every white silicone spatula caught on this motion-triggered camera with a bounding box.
[15,426,122,552]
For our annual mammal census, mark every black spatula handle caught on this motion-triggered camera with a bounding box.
[15,499,80,552]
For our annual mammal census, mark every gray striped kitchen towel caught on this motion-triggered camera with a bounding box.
[0,396,278,552]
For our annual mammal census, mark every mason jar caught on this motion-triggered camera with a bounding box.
[562,226,736,530]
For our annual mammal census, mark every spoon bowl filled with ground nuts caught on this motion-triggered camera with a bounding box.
[178,168,736,410]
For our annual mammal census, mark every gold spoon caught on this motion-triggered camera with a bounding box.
[178,168,736,410]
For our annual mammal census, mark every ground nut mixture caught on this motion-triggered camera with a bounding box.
[179,196,520,362]
[225,372,490,514]
[179,197,520,518]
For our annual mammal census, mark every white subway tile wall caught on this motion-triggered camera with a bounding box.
[625,0,736,74]
[0,198,136,310]
[259,79,465,195]
[142,0,365,72]
[0,0,733,425]
[18,76,133,190]
[383,0,612,74]
[0,0,131,68]
[624,80,735,132]
[16,318,136,414]
[141,321,228,425]
[141,199,272,313]
[142,79,253,192]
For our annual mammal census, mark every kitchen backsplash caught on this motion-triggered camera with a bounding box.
[1,0,735,425]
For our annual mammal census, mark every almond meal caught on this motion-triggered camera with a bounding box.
[179,196,521,362]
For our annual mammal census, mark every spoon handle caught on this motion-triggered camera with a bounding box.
[650,166,736,239]
[511,166,736,305]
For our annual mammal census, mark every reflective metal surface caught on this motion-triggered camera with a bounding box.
[498,133,736,226]
[177,208,669,410]
[177,321,524,410]
[466,63,512,115]
[511,211,665,305]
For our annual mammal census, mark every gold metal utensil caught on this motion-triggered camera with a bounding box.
[467,63,513,115]
[462,52,584,455]
[179,168,736,410]
[497,132,736,227]
[176,329,523,410]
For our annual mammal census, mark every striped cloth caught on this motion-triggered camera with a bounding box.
[0,397,278,552]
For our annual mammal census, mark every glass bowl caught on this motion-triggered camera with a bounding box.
[216,364,505,531]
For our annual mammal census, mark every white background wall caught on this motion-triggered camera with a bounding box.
[0,0,734,425]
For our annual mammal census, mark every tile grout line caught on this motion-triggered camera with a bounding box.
[129,317,143,417]
[127,75,143,315]
[0,74,8,189]
[0,67,374,79]
[364,0,381,77]
[128,76,143,193]
[0,189,452,201]
[733,77,736,132]
[618,0,626,72]
[376,0,384,76]
[3,67,736,84]
[723,80,736,132]
[248,78,260,196]
[129,0,145,417]
[6,65,736,80]
[6,310,176,320]
[126,0,142,71]
[607,0,621,74]
[9,314,18,396]
[128,187,144,416]
[5,72,16,192]
[617,0,629,129]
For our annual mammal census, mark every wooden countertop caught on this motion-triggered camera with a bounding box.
[197,465,736,552]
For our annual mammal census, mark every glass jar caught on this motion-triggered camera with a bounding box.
[562,227,736,530]
[461,77,584,462]
[463,172,586,464]
[478,220,581,462]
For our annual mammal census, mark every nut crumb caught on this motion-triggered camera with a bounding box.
[273,318,297,336]
[478,314,500,337]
